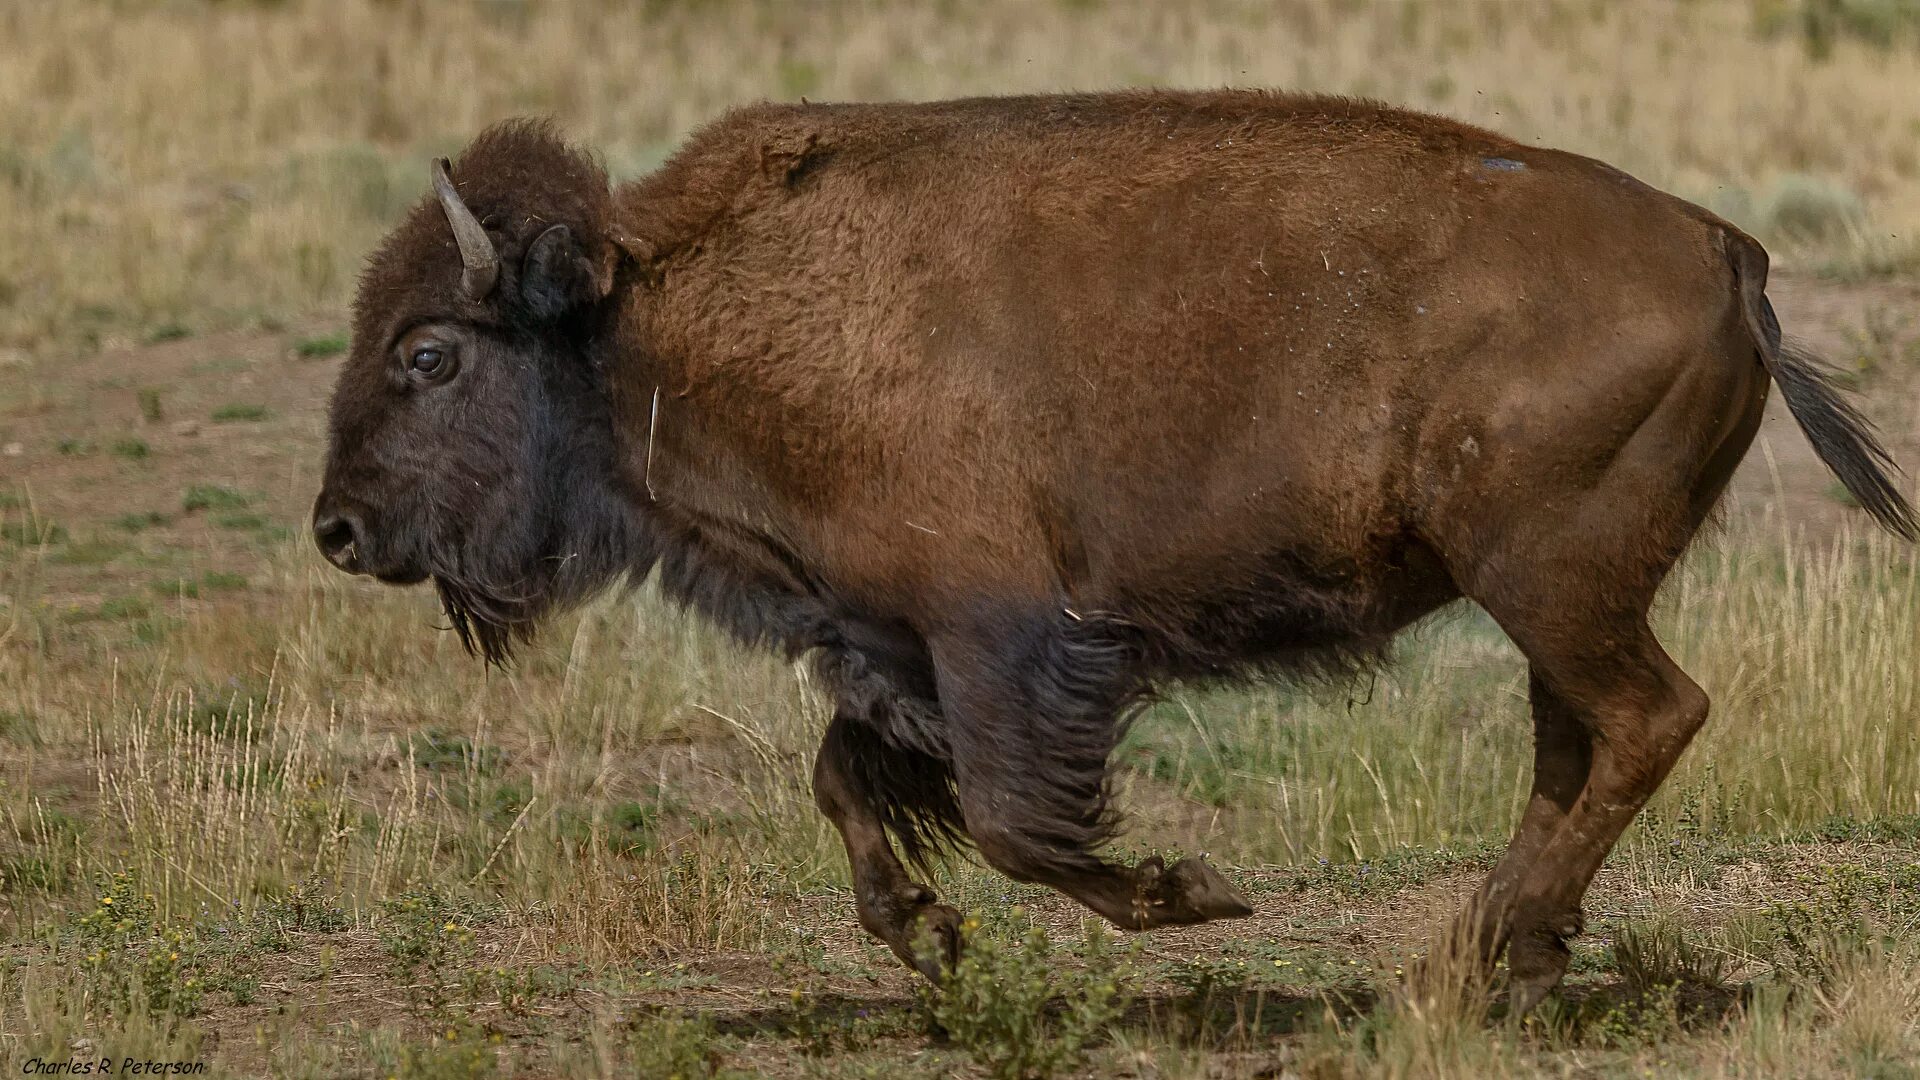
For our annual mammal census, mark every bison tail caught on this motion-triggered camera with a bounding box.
[1728,234,1918,540]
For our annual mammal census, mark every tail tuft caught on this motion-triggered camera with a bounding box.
[1728,232,1916,541]
[1767,341,1917,540]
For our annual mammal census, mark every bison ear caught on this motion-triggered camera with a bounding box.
[518,224,608,322]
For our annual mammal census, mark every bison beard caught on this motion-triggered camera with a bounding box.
[432,572,543,667]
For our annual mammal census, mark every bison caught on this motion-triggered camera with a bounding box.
[312,91,1913,1010]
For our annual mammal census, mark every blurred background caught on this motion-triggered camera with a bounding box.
[4,3,1920,1077]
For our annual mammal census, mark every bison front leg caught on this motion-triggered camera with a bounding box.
[932,618,1254,931]
[813,713,963,982]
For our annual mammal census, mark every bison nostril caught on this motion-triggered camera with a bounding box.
[313,512,363,570]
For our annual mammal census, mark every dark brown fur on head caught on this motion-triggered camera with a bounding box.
[355,118,622,336]
[316,119,644,663]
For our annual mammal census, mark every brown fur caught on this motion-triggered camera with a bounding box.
[313,91,1913,1001]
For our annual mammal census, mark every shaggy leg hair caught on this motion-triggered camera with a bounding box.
[820,704,966,874]
[940,608,1151,879]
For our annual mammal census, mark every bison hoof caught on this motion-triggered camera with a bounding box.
[1504,917,1578,1017]
[901,901,964,984]
[1128,855,1255,928]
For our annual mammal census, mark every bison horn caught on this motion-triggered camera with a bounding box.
[431,158,500,301]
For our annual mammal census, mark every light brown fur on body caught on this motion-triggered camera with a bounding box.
[314,90,1912,1004]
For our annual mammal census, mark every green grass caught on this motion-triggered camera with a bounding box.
[293,332,348,359]
[1,517,67,545]
[181,485,253,512]
[212,511,269,531]
[113,510,170,533]
[110,436,150,459]
[148,571,249,599]
[210,403,268,422]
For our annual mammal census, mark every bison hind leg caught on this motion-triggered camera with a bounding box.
[933,609,1253,929]
[814,712,966,981]
[829,698,967,873]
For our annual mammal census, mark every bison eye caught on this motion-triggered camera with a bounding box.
[409,346,448,377]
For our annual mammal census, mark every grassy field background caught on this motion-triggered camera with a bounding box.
[4,2,1920,1077]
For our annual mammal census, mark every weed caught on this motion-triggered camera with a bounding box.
[110,436,150,459]
[294,332,349,359]
[370,1024,501,1080]
[210,402,268,422]
[51,535,128,566]
[609,800,662,855]
[151,570,249,597]
[89,596,151,621]
[379,888,482,978]
[68,871,205,1021]
[1761,863,1910,987]
[626,1011,743,1080]
[212,511,269,530]
[181,485,252,512]
[1611,918,1733,997]
[0,517,66,545]
[407,729,506,774]
[136,387,164,423]
[926,917,1132,1080]
[113,510,169,532]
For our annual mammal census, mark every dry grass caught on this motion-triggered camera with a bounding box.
[5,515,1920,1074]
[4,0,1920,354]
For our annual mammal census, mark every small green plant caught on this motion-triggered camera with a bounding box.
[201,570,248,590]
[1764,864,1897,987]
[57,437,96,455]
[379,888,482,980]
[153,570,251,597]
[459,964,564,1019]
[114,511,169,532]
[626,1011,737,1080]
[294,332,349,358]
[213,511,269,530]
[97,595,151,621]
[1168,954,1257,1037]
[0,516,66,545]
[1611,917,1731,997]
[377,1025,500,1080]
[407,729,506,774]
[51,535,127,566]
[68,871,205,1021]
[610,800,661,855]
[137,387,164,422]
[144,322,190,344]
[926,916,1133,1080]
[182,485,252,512]
[110,436,150,459]
[211,402,268,422]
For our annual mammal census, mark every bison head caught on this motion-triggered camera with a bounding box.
[311,121,643,663]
